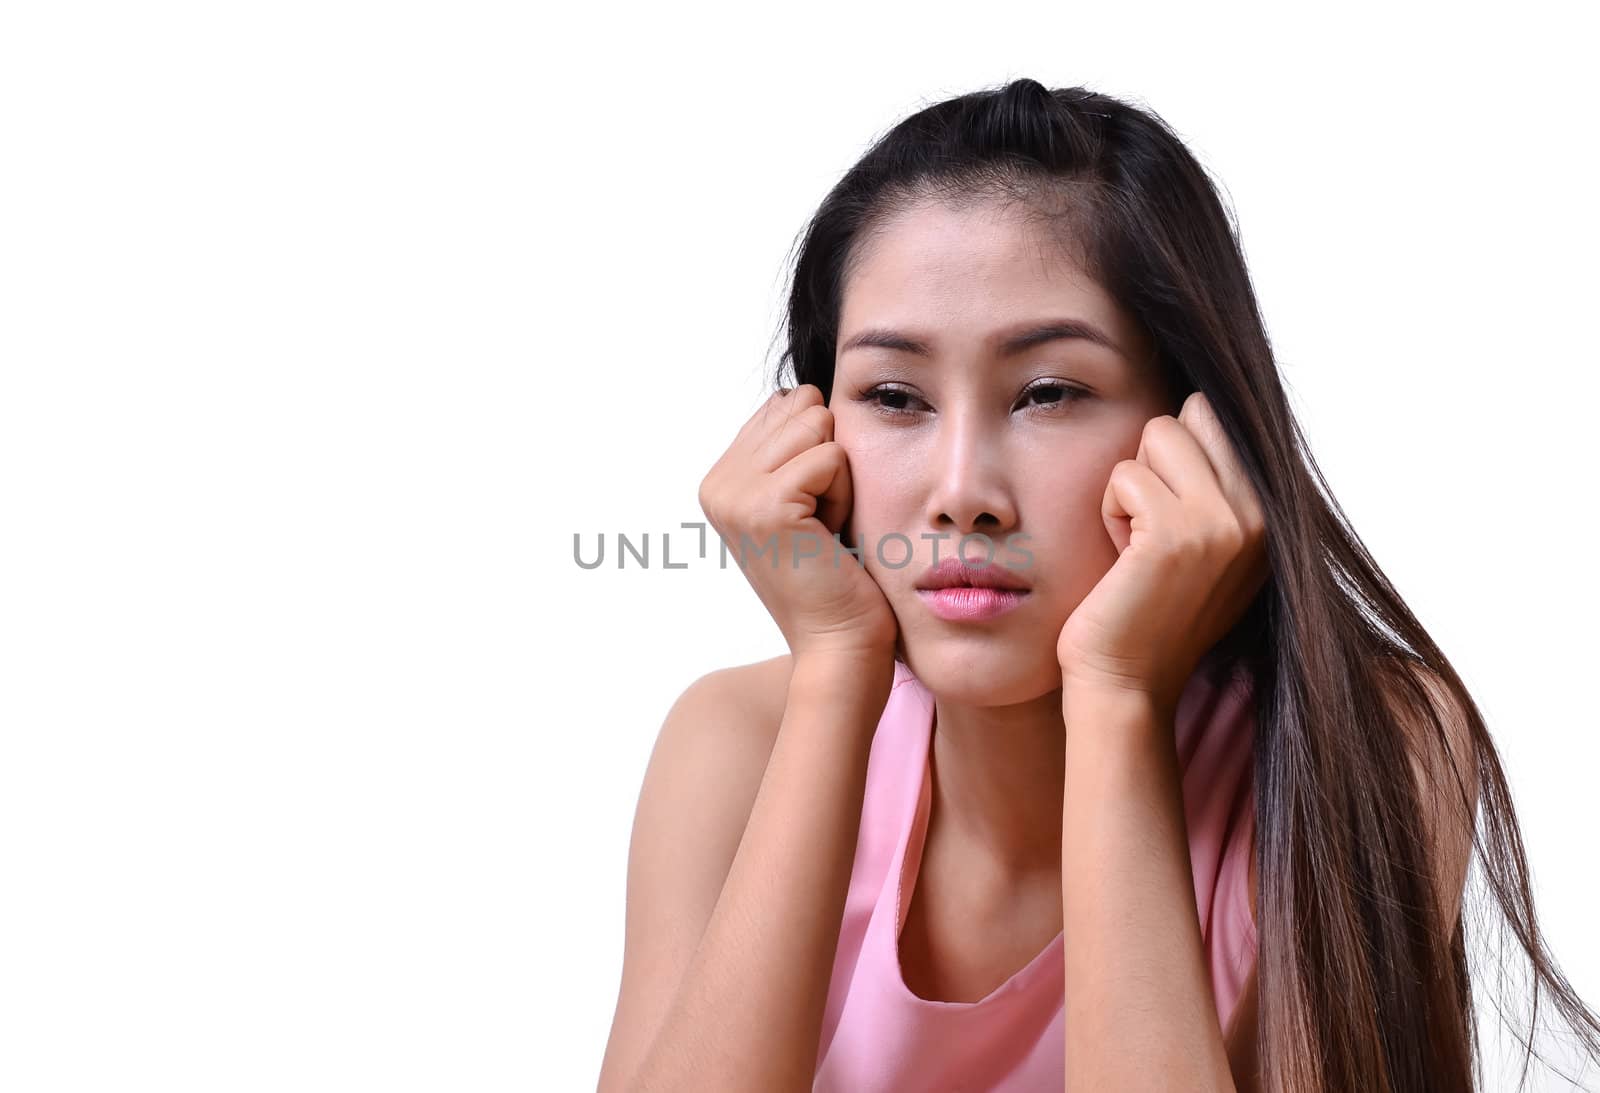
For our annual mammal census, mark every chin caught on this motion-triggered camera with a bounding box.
[901,633,1062,705]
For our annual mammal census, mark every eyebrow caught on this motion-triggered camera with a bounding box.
[838,318,1126,361]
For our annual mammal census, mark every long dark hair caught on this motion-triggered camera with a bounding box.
[767,77,1600,1092]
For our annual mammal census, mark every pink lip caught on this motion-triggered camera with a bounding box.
[915,556,1032,593]
[916,586,1029,621]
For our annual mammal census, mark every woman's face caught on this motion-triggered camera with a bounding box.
[830,197,1177,704]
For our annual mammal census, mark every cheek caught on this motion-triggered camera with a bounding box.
[844,476,917,574]
[1020,480,1121,602]
[836,427,921,526]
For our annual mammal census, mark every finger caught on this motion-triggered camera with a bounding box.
[752,402,834,472]
[1177,392,1266,533]
[1102,457,1180,553]
[812,446,854,538]
[768,383,823,417]
[1135,414,1224,504]
[777,441,852,536]
[740,384,819,444]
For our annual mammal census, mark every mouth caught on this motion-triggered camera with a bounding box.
[915,586,1030,622]
[913,557,1033,594]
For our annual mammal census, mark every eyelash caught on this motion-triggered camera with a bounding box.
[857,380,1090,420]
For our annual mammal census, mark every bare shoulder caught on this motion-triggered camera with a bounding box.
[645,652,795,806]
[632,651,798,907]
[694,652,795,746]
[595,652,793,1091]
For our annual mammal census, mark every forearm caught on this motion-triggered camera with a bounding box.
[1059,684,1235,1092]
[629,653,893,1093]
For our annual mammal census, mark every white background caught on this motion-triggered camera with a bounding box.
[3,2,1596,1090]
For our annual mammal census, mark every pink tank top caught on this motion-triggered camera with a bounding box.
[813,656,1258,1091]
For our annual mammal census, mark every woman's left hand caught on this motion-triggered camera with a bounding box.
[1056,391,1270,712]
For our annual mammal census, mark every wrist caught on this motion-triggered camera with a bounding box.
[1060,677,1176,739]
[790,646,897,702]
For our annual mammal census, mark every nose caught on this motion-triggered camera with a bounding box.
[923,411,1019,546]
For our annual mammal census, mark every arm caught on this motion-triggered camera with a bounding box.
[1050,392,1266,1087]
[1057,658,1479,1093]
[603,653,893,1093]
[1059,684,1237,1092]
[596,662,787,1092]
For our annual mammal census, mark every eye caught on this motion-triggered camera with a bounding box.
[856,379,1092,421]
[858,383,929,419]
[1015,379,1091,414]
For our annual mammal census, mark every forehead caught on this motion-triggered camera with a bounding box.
[838,198,1144,362]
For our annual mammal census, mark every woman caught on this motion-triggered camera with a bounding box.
[598,78,1600,1091]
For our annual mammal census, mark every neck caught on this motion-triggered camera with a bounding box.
[928,684,1066,879]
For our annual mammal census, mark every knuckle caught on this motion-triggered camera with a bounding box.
[696,482,721,520]
[800,403,834,436]
[1247,507,1268,541]
[1211,520,1245,558]
[1160,530,1195,560]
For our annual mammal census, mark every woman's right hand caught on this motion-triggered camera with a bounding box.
[698,383,899,663]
